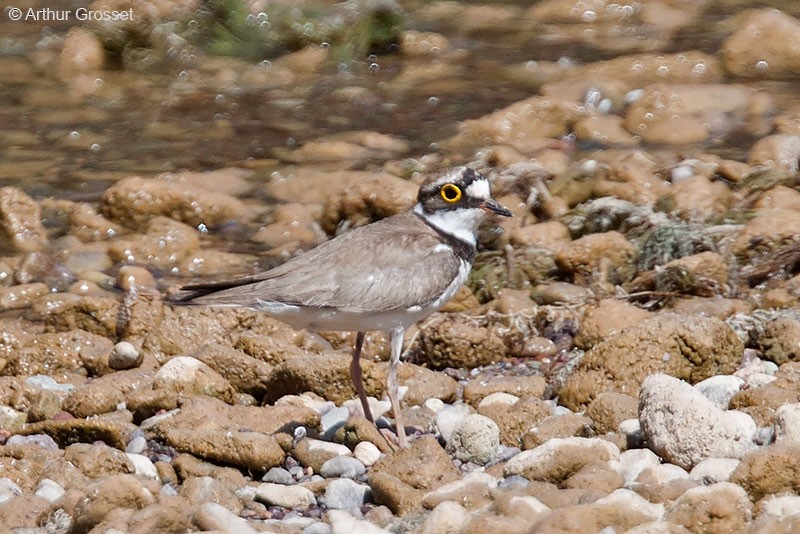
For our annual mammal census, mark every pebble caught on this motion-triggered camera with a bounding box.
[320,406,350,439]
[303,522,332,534]
[327,510,389,534]
[445,414,500,465]
[24,375,74,392]
[263,467,294,485]
[34,479,65,502]
[694,375,744,410]
[5,434,59,449]
[125,434,147,454]
[435,403,472,442]
[418,501,469,534]
[126,453,159,479]
[256,482,317,508]
[323,478,371,510]
[0,478,22,504]
[194,502,258,534]
[109,341,143,370]
[774,403,800,444]
[689,458,740,484]
[320,456,366,479]
[618,448,662,484]
[353,441,382,467]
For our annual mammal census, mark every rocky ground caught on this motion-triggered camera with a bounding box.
[3,0,800,533]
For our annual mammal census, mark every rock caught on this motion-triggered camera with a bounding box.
[559,313,743,410]
[256,482,316,508]
[193,502,259,534]
[480,397,553,447]
[262,467,293,485]
[729,384,799,427]
[324,478,370,510]
[107,216,200,272]
[563,460,624,493]
[58,27,104,75]
[33,293,120,338]
[667,176,731,220]
[522,413,594,450]
[585,392,639,434]
[3,329,114,379]
[618,448,663,484]
[574,298,652,349]
[320,456,366,479]
[189,343,274,400]
[62,369,153,419]
[574,114,639,146]
[0,494,50,529]
[445,414,500,465]
[327,509,389,534]
[101,175,252,228]
[733,209,800,259]
[434,404,472,443]
[758,318,800,365]
[694,375,745,410]
[531,281,589,305]
[639,374,757,470]
[415,314,508,369]
[108,341,143,370]
[179,476,241,513]
[665,482,752,533]
[731,443,800,501]
[463,375,546,407]
[417,501,469,534]
[369,436,459,514]
[690,458,741,485]
[504,437,620,483]
[722,9,800,79]
[263,352,457,407]
[293,439,352,474]
[64,442,135,478]
[775,403,800,444]
[152,356,237,403]
[72,474,156,533]
[508,220,571,251]
[34,478,65,502]
[556,231,636,285]
[164,429,284,472]
[353,441,382,467]
[40,198,120,242]
[0,283,49,312]
[0,405,26,433]
[0,186,47,253]
[748,134,800,173]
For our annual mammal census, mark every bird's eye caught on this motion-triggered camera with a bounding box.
[440,183,462,203]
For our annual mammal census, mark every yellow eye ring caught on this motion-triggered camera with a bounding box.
[440,183,462,203]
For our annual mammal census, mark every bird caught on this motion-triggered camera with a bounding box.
[176,167,512,447]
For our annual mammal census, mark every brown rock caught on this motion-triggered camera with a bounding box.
[64,442,135,479]
[574,298,652,350]
[754,185,800,211]
[152,356,237,404]
[126,501,194,534]
[58,27,104,75]
[586,392,639,434]
[757,318,800,365]
[319,172,417,234]
[665,482,752,534]
[729,384,800,427]
[0,186,47,253]
[624,84,763,144]
[40,198,121,242]
[748,134,800,173]
[463,510,533,534]
[265,168,413,207]
[165,428,284,472]
[262,352,456,407]
[733,209,800,258]
[292,438,352,473]
[0,282,49,312]
[505,437,619,484]
[531,282,590,305]
[559,313,743,410]
[556,231,636,285]
[668,175,731,220]
[32,293,119,338]
[522,413,594,450]
[562,461,624,493]
[252,202,323,249]
[190,343,274,399]
[593,151,670,205]
[62,369,154,419]
[670,297,751,319]
[574,115,638,147]
[101,176,251,228]
[464,375,547,407]
[530,499,655,534]
[369,437,460,515]
[151,395,318,437]
[179,475,242,513]
[0,494,50,529]
[731,443,800,501]
[722,9,800,79]
[20,414,136,450]
[415,314,509,369]
[0,444,64,492]
[107,216,200,272]
[3,329,112,377]
[509,221,571,251]
[172,454,248,488]
[480,397,553,448]
[664,251,730,286]
[421,473,496,511]
[73,474,156,533]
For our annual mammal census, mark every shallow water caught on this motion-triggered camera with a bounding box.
[1,0,799,201]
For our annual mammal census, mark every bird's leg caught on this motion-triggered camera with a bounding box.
[350,331,375,423]
[388,326,408,447]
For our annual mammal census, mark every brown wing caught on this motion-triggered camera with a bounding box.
[181,213,466,313]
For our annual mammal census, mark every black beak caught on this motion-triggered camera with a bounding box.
[481,198,512,217]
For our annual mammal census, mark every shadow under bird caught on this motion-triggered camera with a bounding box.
[176,167,511,447]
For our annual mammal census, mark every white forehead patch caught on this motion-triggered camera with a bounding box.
[466,178,490,199]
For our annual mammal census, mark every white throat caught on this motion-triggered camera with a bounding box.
[414,203,484,246]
